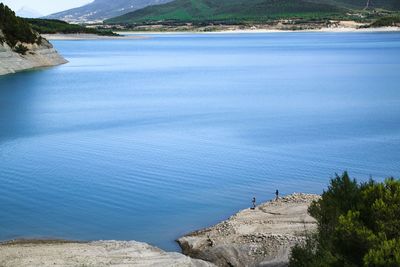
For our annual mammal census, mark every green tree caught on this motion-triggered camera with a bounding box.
[0,3,39,49]
[364,239,400,267]
[289,173,400,267]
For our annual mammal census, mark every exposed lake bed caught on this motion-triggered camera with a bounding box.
[0,32,400,253]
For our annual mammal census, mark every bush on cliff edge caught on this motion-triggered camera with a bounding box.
[289,172,400,267]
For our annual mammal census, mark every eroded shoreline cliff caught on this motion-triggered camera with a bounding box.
[0,36,67,76]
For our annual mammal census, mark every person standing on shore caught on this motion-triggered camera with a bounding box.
[275,189,279,201]
[251,197,256,210]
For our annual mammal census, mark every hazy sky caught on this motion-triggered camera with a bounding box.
[3,0,93,15]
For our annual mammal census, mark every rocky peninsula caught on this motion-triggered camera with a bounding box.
[0,4,67,76]
[178,193,320,267]
[0,35,67,76]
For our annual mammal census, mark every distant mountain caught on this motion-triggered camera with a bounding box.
[16,6,43,18]
[46,0,173,23]
[105,0,400,24]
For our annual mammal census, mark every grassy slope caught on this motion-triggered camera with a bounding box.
[106,0,344,24]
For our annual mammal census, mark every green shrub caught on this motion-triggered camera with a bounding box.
[13,44,28,55]
[25,18,119,36]
[371,16,400,27]
[364,239,400,266]
[289,172,400,267]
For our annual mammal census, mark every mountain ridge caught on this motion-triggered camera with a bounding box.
[46,0,173,22]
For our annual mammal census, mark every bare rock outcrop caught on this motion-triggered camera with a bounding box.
[0,240,215,267]
[177,193,320,267]
[0,31,67,76]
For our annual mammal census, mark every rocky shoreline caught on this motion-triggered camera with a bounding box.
[177,193,320,267]
[0,193,319,266]
[0,36,67,76]
[0,240,214,267]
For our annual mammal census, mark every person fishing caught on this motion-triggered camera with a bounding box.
[275,189,279,200]
[251,197,256,210]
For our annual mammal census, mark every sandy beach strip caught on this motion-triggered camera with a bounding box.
[116,26,400,35]
[42,26,400,40]
[221,26,400,33]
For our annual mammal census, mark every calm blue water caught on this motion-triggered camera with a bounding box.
[0,33,399,251]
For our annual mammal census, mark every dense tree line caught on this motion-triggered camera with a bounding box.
[289,172,400,266]
[0,3,39,49]
[25,18,118,36]
[371,15,400,27]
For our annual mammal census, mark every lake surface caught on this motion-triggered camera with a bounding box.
[0,33,400,251]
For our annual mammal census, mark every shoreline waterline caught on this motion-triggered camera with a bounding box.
[41,26,400,40]
[114,26,400,35]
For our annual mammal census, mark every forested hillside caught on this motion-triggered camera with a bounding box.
[105,0,400,24]
[0,3,40,48]
[106,0,342,24]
